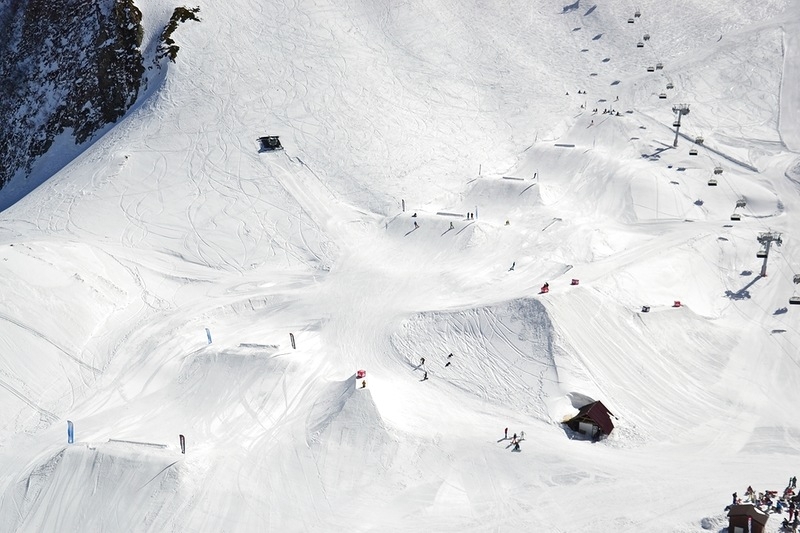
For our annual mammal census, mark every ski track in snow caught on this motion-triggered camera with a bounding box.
[0,0,799,531]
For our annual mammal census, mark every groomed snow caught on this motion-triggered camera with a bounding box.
[1,0,800,531]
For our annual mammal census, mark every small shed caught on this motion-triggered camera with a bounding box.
[566,400,615,440]
[727,504,768,533]
[257,135,283,152]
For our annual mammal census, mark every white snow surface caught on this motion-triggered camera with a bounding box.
[1,0,800,531]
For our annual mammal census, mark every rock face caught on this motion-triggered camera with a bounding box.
[0,0,145,188]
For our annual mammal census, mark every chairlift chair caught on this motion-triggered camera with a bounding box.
[790,296,800,305]
[643,33,650,41]
[637,42,644,48]
[756,249,767,258]
[656,62,664,69]
[695,136,704,145]
[628,18,635,23]
[689,148,698,156]
[729,213,740,221]
[714,166,723,174]
[736,199,746,208]
[658,93,667,99]
[708,179,718,186]
[647,66,655,72]
[635,9,641,17]
[794,274,800,284]
[673,121,680,127]
[666,82,674,89]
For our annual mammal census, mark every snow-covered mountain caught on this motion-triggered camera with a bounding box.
[0,0,799,531]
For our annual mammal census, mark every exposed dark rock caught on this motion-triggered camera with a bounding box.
[0,0,145,190]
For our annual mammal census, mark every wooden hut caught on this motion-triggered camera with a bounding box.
[565,400,615,440]
[727,504,768,533]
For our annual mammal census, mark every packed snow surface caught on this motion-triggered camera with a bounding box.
[1,0,800,531]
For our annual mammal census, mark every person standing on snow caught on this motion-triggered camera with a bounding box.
[504,428,508,439]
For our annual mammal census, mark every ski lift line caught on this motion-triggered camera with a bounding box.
[727,288,800,367]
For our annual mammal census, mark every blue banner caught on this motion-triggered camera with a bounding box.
[67,420,74,444]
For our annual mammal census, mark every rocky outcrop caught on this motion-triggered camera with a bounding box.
[0,0,145,189]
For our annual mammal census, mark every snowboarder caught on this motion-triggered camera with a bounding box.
[412,212,417,217]
[512,433,517,442]
[509,262,515,271]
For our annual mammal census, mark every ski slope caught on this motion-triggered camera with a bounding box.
[1,0,799,531]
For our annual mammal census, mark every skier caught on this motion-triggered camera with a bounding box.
[732,492,738,505]
[448,353,453,358]
[422,371,428,381]
[520,430,525,440]
[504,428,508,439]
[445,361,451,367]
[449,221,454,229]
[509,261,515,271]
[513,441,520,452]
[361,380,367,388]
[414,221,418,229]
[420,357,425,365]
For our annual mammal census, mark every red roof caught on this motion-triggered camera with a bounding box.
[570,400,615,435]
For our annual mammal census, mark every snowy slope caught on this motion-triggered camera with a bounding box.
[1,0,800,531]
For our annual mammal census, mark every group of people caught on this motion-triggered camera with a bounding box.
[731,477,800,531]
[417,352,454,381]
[503,427,525,452]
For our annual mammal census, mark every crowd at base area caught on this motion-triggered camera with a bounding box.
[503,427,525,452]
[730,477,800,531]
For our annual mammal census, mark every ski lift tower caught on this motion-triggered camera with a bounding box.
[672,104,690,147]
[757,231,782,277]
